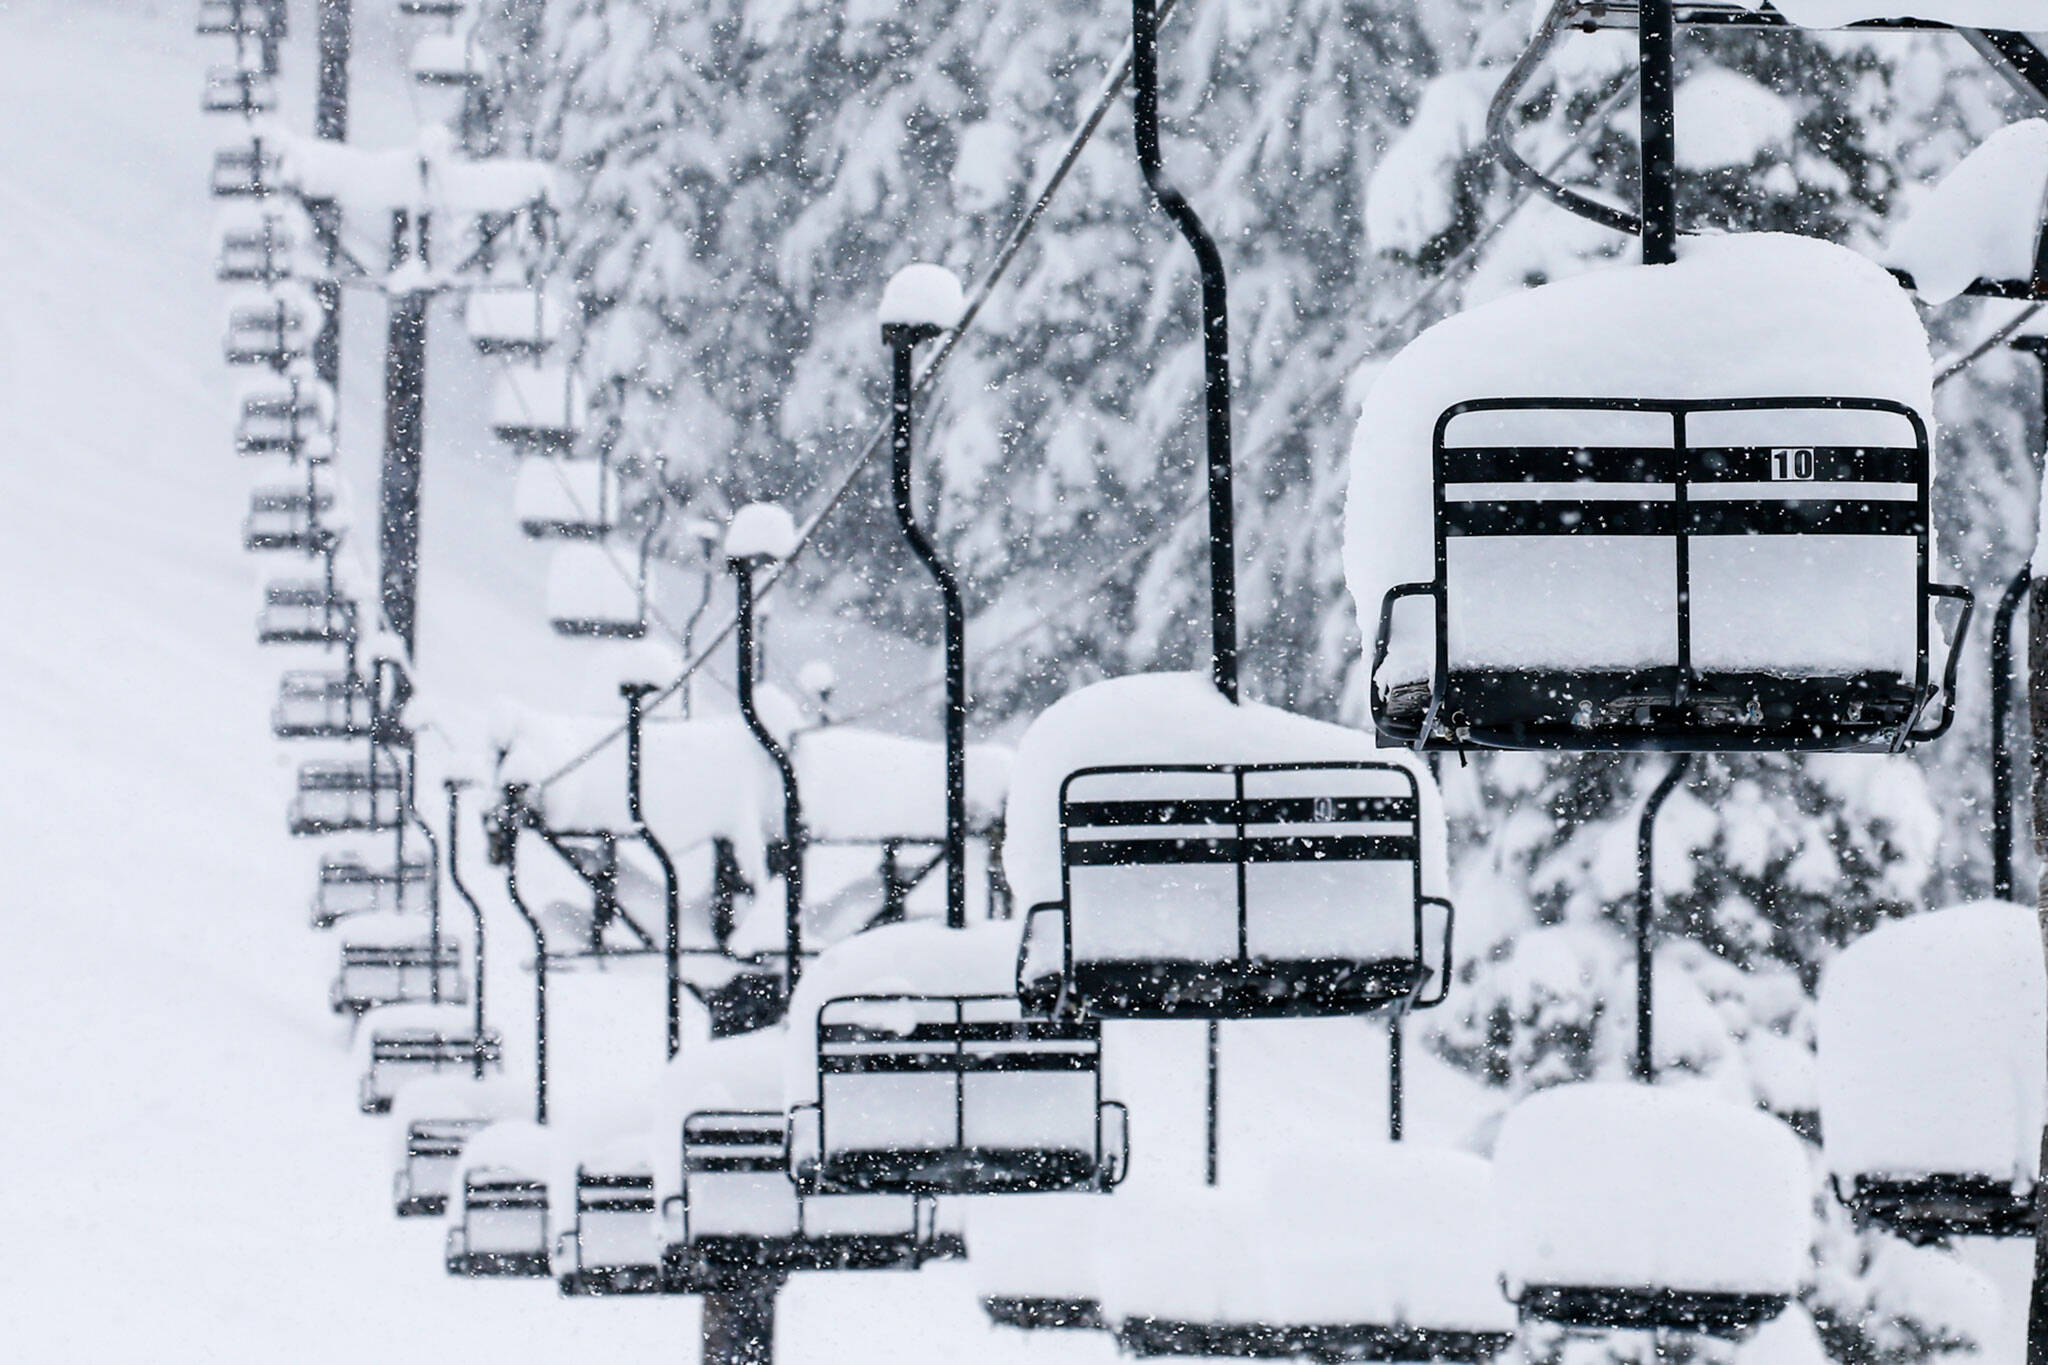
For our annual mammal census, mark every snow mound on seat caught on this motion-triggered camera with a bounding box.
[1001,672,1447,907]
[1344,233,1932,684]
[544,543,648,629]
[649,1026,787,1209]
[1818,901,2047,1185]
[1095,1143,1514,1332]
[794,726,1011,841]
[782,919,1021,1105]
[1493,1082,1809,1298]
[1884,120,2048,305]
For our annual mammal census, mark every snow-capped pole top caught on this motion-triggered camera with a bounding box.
[724,502,799,563]
[1818,901,2047,1185]
[1883,120,2048,305]
[878,263,966,334]
[796,659,836,699]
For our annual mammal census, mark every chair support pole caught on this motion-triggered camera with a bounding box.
[622,682,684,1060]
[1639,0,1679,266]
[1636,754,1692,1082]
[1132,0,1235,701]
[445,782,489,1079]
[732,560,805,995]
[500,786,548,1125]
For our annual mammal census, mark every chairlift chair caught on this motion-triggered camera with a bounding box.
[223,296,309,369]
[1554,1,2020,31]
[447,1172,553,1278]
[236,380,330,457]
[312,852,429,927]
[665,1114,960,1290]
[970,1198,1108,1334]
[201,66,274,117]
[288,758,404,836]
[210,136,279,199]
[360,1020,504,1114]
[491,364,585,452]
[194,0,284,39]
[1017,761,1453,1021]
[256,580,355,646]
[1818,903,2046,1244]
[273,669,374,740]
[545,541,650,639]
[556,1168,665,1295]
[1494,1083,1809,1336]
[515,455,616,539]
[331,941,467,1015]
[396,0,471,22]
[466,288,562,356]
[243,483,334,554]
[396,1118,490,1217]
[1371,397,1970,753]
[215,213,299,284]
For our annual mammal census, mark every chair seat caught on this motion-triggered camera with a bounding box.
[805,1147,1104,1197]
[1844,1175,2037,1244]
[446,1250,551,1279]
[983,1297,1105,1332]
[665,1231,963,1290]
[1380,667,1923,753]
[1517,1285,1787,1337]
[1040,958,1421,1021]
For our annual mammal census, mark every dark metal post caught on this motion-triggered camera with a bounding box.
[1388,1014,1404,1142]
[732,559,805,994]
[381,287,429,655]
[703,1272,781,1365]
[500,785,548,1125]
[1131,0,1235,702]
[1996,567,2031,902]
[314,0,351,142]
[445,781,490,1079]
[1638,0,1679,266]
[1636,754,1692,1082]
[2012,337,2048,1365]
[623,682,684,1060]
[883,322,967,929]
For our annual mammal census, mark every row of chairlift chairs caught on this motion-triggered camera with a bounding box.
[201,0,2048,1357]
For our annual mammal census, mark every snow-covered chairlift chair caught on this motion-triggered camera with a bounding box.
[242,469,335,553]
[969,1197,1108,1332]
[1097,1145,1517,1360]
[788,921,1128,1197]
[467,287,562,356]
[491,363,585,453]
[215,205,302,284]
[546,541,652,639]
[273,668,373,740]
[516,455,616,539]
[396,1117,490,1216]
[358,1004,505,1114]
[235,373,331,457]
[312,850,429,927]
[1010,674,1454,1021]
[1356,234,1970,755]
[211,132,280,198]
[556,1161,666,1296]
[1819,902,2047,1243]
[223,289,312,369]
[1885,120,2048,304]
[289,757,403,836]
[1494,1083,1809,1336]
[446,1136,554,1278]
[256,578,354,646]
[202,66,274,117]
[329,911,466,1015]
[658,1025,960,1292]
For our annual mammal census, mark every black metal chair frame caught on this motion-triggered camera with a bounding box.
[360,1028,504,1114]
[984,1297,1107,1333]
[1018,760,1451,1021]
[446,1174,553,1278]
[1116,1319,1518,1362]
[289,757,404,836]
[216,216,297,284]
[210,141,279,199]
[395,1117,490,1217]
[312,853,429,927]
[330,941,468,1015]
[1835,1172,2039,1246]
[236,383,324,456]
[792,994,1126,1197]
[662,1110,961,1293]
[556,1169,665,1296]
[1372,396,1972,754]
[1516,1286,1787,1338]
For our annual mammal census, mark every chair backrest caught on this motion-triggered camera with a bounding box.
[1431,398,1928,682]
[681,1111,799,1240]
[816,996,1103,1157]
[1058,762,1423,967]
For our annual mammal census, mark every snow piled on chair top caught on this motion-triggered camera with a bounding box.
[1883,120,2048,305]
[1344,232,1932,678]
[1001,672,1448,909]
[649,1025,788,1208]
[1492,1082,1810,1298]
[1818,901,2048,1185]
[1094,1142,1514,1333]
[782,920,1021,1104]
